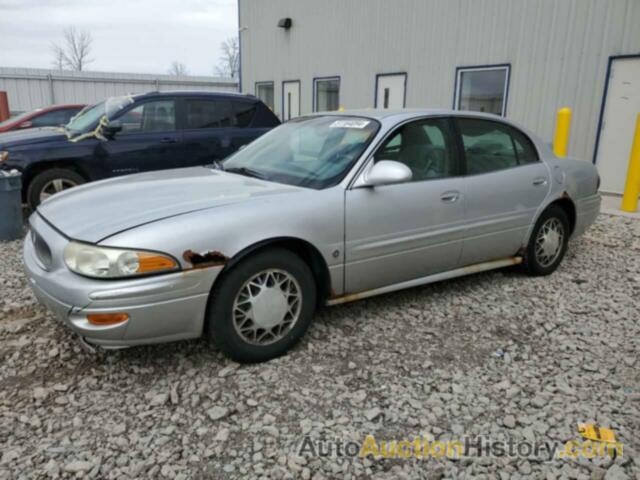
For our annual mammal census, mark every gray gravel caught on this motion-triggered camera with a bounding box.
[0,214,638,479]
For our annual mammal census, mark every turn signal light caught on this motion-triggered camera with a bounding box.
[137,253,178,273]
[87,313,129,326]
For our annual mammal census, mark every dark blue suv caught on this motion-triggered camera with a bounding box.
[0,91,280,208]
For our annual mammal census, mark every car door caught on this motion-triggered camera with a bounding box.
[345,117,467,294]
[455,117,550,265]
[99,98,183,176]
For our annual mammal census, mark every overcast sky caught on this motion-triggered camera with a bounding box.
[0,0,238,77]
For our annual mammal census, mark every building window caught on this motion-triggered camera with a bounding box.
[255,82,274,111]
[314,77,340,112]
[454,65,510,117]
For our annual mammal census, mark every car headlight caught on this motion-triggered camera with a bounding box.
[0,151,8,164]
[64,241,179,278]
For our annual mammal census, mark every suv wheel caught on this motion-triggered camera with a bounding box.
[27,168,85,209]
[205,247,317,363]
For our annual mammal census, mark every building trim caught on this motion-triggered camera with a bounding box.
[281,79,301,121]
[312,76,341,112]
[453,63,511,117]
[373,72,408,108]
[592,53,640,165]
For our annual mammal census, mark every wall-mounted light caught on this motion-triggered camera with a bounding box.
[278,18,292,30]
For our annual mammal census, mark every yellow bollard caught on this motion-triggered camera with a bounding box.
[338,106,345,112]
[553,107,572,158]
[621,114,640,213]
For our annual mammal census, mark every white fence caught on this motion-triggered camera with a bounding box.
[0,67,238,114]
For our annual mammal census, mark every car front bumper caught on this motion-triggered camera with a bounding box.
[23,213,222,348]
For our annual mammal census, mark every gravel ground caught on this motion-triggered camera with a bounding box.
[0,214,638,479]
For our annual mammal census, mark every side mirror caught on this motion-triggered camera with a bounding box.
[102,120,123,138]
[18,121,33,129]
[359,160,413,187]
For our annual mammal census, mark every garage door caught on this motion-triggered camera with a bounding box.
[595,57,640,195]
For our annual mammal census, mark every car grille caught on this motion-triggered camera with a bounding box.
[31,229,53,270]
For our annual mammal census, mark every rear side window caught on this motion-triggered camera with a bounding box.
[185,99,234,129]
[185,99,258,129]
[232,101,257,127]
[456,118,537,175]
[31,110,70,127]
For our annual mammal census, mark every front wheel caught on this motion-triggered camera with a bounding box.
[523,205,570,276]
[27,168,85,209]
[205,248,317,363]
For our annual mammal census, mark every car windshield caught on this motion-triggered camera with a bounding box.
[223,115,379,189]
[66,95,134,134]
[0,110,34,128]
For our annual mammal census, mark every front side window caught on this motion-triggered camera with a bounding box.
[457,118,537,175]
[255,82,274,111]
[373,118,459,181]
[314,77,340,112]
[223,115,379,189]
[117,100,176,133]
[455,66,509,116]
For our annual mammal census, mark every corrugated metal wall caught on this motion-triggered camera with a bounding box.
[240,0,640,162]
[0,67,238,114]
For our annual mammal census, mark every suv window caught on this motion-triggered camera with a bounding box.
[457,118,538,174]
[185,99,257,129]
[373,117,459,181]
[118,100,176,133]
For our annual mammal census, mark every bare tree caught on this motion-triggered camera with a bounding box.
[51,47,66,70]
[51,27,93,72]
[215,37,239,79]
[168,61,188,76]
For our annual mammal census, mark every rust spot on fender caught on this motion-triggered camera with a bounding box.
[183,249,228,269]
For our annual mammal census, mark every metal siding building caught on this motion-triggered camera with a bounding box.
[239,0,640,195]
[0,67,238,114]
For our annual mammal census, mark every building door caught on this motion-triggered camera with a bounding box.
[282,81,300,121]
[375,74,406,109]
[595,56,640,194]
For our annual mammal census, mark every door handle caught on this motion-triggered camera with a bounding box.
[160,137,177,144]
[532,177,548,186]
[440,191,460,203]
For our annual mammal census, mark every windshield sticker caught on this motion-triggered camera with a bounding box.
[329,119,370,129]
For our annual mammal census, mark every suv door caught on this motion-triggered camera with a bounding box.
[345,117,467,293]
[455,117,550,265]
[98,98,182,176]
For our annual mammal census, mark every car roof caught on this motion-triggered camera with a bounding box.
[133,90,257,101]
[311,108,507,121]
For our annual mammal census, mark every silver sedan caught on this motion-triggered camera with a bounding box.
[23,110,601,362]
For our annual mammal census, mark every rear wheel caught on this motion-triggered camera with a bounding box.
[523,205,570,276]
[205,248,316,363]
[27,168,85,209]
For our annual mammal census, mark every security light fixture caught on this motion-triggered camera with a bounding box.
[278,18,292,30]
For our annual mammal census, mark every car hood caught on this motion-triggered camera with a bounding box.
[0,127,67,148]
[37,167,303,243]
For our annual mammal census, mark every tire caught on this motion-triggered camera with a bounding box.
[27,168,85,209]
[523,205,570,276]
[205,247,317,363]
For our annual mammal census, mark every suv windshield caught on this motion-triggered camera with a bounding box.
[66,95,134,134]
[223,115,379,189]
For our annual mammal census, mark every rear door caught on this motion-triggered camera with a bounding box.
[180,97,273,165]
[345,117,467,293]
[455,117,550,265]
[99,98,183,176]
